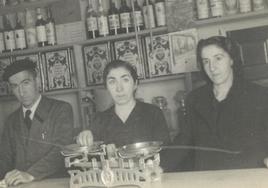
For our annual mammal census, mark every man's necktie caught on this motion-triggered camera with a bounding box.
[24,110,32,130]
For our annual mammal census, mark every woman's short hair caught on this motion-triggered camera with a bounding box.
[196,36,243,80]
[103,59,138,87]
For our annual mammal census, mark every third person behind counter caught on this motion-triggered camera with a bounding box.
[172,36,268,171]
[76,59,170,151]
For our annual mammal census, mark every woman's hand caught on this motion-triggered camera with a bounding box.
[76,130,94,146]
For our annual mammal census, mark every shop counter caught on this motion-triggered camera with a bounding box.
[9,168,268,188]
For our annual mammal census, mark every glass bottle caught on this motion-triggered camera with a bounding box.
[108,0,121,35]
[36,7,48,47]
[224,0,238,15]
[120,0,133,34]
[86,0,99,39]
[97,0,109,37]
[45,6,57,46]
[0,16,5,53]
[14,12,27,50]
[154,0,166,27]
[209,0,224,17]
[196,0,209,19]
[25,8,37,48]
[142,0,156,29]
[132,0,144,32]
[238,0,252,13]
[152,96,173,134]
[3,14,16,52]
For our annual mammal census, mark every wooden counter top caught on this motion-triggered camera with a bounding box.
[9,168,268,188]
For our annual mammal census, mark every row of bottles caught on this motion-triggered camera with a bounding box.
[196,0,268,20]
[85,0,167,39]
[0,6,56,53]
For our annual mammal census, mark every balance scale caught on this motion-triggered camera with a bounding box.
[61,141,163,188]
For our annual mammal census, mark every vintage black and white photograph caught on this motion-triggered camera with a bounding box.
[169,28,199,73]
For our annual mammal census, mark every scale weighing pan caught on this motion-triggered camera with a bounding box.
[61,141,104,156]
[118,141,163,158]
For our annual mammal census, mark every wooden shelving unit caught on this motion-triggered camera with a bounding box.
[77,27,168,46]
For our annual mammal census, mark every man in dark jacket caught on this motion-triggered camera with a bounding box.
[0,59,74,186]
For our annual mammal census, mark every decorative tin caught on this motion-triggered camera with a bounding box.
[83,43,110,86]
[114,38,145,79]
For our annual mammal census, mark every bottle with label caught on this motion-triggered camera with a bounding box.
[108,0,121,35]
[238,0,252,13]
[196,0,209,19]
[224,0,238,15]
[132,0,144,32]
[3,14,16,52]
[86,0,99,39]
[45,6,57,45]
[97,0,109,37]
[14,12,27,50]
[120,0,133,34]
[209,0,224,17]
[0,16,5,53]
[154,0,166,27]
[36,7,48,47]
[142,0,156,29]
[25,8,37,48]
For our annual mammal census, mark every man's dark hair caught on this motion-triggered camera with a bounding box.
[3,59,37,82]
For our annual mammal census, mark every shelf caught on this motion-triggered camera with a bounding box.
[0,0,64,15]
[0,27,167,58]
[81,73,185,91]
[77,27,168,46]
[43,88,79,96]
[0,43,73,58]
[194,9,268,27]
[0,88,79,101]
[140,73,185,84]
